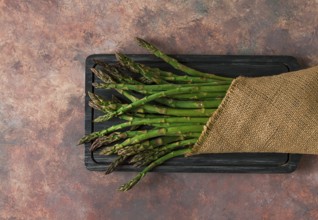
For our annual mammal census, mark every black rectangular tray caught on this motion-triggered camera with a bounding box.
[85,54,302,172]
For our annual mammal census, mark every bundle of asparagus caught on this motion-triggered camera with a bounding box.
[78,38,233,191]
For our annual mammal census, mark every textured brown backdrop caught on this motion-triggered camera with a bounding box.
[1,1,318,219]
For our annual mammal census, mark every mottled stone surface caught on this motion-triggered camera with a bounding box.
[0,1,318,219]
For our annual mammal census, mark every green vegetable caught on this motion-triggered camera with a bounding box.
[78,37,233,191]
[119,148,192,191]
[136,37,230,81]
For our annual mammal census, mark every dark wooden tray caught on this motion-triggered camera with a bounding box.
[84,54,302,172]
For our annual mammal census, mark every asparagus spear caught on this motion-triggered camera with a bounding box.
[162,75,217,83]
[116,137,178,157]
[136,38,231,81]
[170,92,226,99]
[93,82,231,91]
[117,87,226,101]
[129,105,216,117]
[129,138,197,165]
[90,68,114,83]
[90,116,209,139]
[89,93,216,118]
[88,101,108,112]
[89,130,147,151]
[114,52,225,84]
[117,135,199,156]
[87,91,108,106]
[115,53,173,77]
[94,60,142,85]
[151,123,205,128]
[87,91,125,112]
[89,101,123,112]
[115,53,168,84]
[155,98,222,109]
[105,156,128,174]
[94,86,229,122]
[89,95,219,118]
[121,114,171,119]
[99,126,203,155]
[119,148,192,191]
[81,129,145,147]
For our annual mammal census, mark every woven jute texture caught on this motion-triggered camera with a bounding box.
[190,66,318,155]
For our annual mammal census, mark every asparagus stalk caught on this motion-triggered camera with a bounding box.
[119,148,192,191]
[89,101,123,112]
[99,126,203,155]
[130,139,197,165]
[90,97,220,117]
[131,105,216,117]
[90,94,216,118]
[80,129,145,146]
[89,132,122,151]
[105,156,128,174]
[170,92,226,100]
[121,114,172,119]
[117,136,181,156]
[162,75,217,83]
[151,123,204,128]
[90,68,114,84]
[117,134,200,156]
[115,53,173,78]
[115,53,168,84]
[88,101,108,112]
[94,86,229,122]
[136,38,231,81]
[93,82,231,92]
[117,87,226,101]
[113,53,225,84]
[88,91,124,112]
[155,98,222,109]
[90,116,209,139]
[94,60,142,85]
[89,130,148,151]
[87,91,108,106]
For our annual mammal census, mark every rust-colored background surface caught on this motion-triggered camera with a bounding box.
[1,1,318,219]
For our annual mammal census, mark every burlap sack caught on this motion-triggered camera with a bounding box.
[189,66,318,155]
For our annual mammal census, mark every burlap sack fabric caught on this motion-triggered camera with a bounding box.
[190,66,318,155]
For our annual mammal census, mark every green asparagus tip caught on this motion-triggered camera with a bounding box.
[119,148,191,191]
[99,146,115,155]
[135,38,156,52]
[105,156,127,175]
[129,154,143,164]
[118,173,144,191]
[139,76,153,84]
[88,101,103,112]
[87,91,94,97]
[115,53,133,70]
[92,82,104,88]
[77,136,88,145]
[115,52,125,63]
[116,53,140,74]
[94,113,113,122]
[91,68,115,83]
[78,132,100,145]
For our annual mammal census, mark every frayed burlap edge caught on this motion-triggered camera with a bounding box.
[186,77,242,156]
